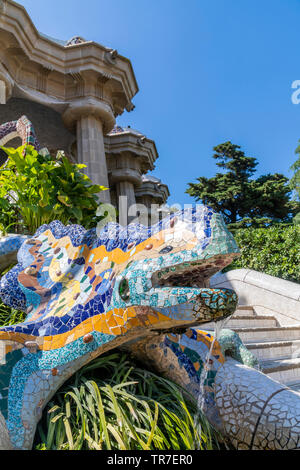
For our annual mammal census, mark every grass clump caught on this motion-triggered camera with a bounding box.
[0,265,26,326]
[35,353,220,451]
[0,302,26,326]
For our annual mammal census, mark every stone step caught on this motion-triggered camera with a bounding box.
[227,315,278,328]
[285,381,300,393]
[201,307,257,330]
[233,306,255,317]
[246,340,300,360]
[260,357,300,384]
[232,325,300,343]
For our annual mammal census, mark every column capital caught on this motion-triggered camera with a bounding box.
[135,176,170,205]
[109,168,142,187]
[62,97,116,134]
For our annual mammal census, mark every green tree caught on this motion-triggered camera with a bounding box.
[291,143,300,201]
[289,142,300,224]
[186,141,295,227]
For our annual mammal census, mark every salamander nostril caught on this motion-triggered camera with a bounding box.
[119,278,130,301]
[159,246,173,254]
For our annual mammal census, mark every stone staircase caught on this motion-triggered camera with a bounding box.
[226,306,300,392]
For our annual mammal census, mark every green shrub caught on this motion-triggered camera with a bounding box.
[0,145,107,234]
[35,353,220,451]
[226,225,300,283]
[0,197,19,235]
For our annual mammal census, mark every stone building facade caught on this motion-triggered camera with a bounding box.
[0,0,169,222]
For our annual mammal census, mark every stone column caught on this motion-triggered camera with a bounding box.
[109,167,142,225]
[116,180,137,225]
[63,99,116,204]
[76,115,110,203]
[0,80,6,104]
[0,70,13,105]
[135,195,160,225]
[116,181,136,210]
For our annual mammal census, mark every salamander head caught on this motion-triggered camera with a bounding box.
[110,206,240,326]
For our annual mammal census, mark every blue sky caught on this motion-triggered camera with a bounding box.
[19,0,300,205]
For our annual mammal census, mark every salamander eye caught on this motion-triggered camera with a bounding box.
[119,278,130,301]
[159,246,173,254]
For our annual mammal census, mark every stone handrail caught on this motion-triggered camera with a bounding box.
[210,269,300,325]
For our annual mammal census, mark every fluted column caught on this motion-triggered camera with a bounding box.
[109,166,142,225]
[116,180,138,225]
[0,67,13,105]
[116,181,136,210]
[0,80,6,104]
[76,115,110,203]
[63,99,116,204]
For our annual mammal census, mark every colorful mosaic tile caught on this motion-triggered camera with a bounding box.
[0,205,240,449]
[0,116,40,154]
[0,235,28,257]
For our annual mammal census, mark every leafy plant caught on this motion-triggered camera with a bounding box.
[225,224,300,283]
[0,196,19,236]
[35,353,220,451]
[0,145,107,234]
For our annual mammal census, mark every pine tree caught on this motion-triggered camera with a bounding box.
[186,141,296,228]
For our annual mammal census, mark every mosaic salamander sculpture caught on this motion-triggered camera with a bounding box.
[1,117,300,451]
[0,207,239,449]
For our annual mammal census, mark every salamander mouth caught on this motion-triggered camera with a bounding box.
[151,253,239,289]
